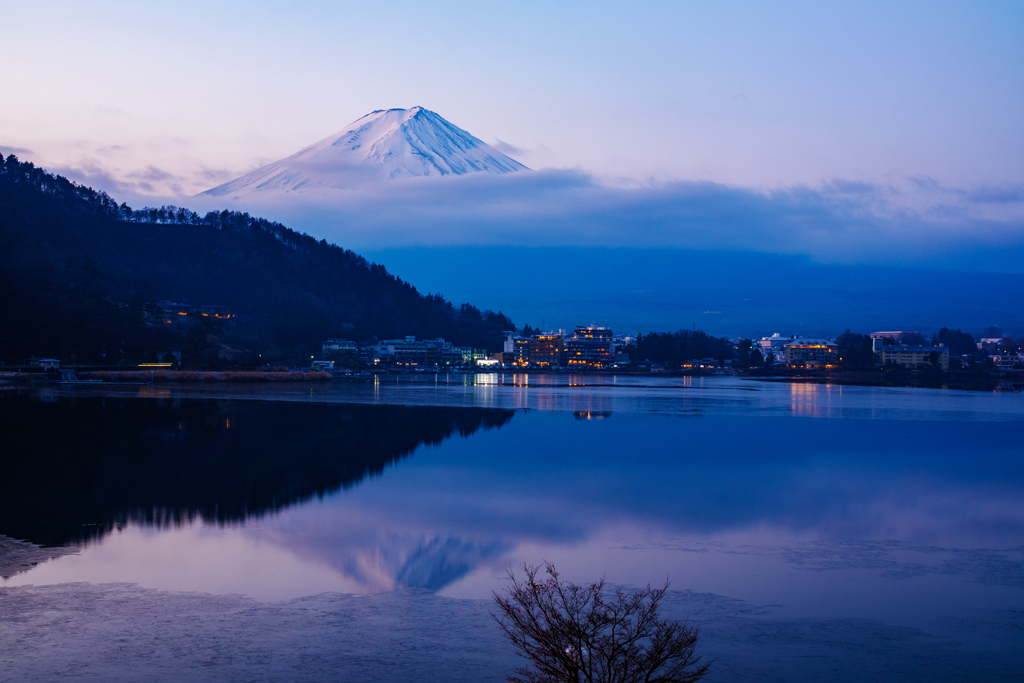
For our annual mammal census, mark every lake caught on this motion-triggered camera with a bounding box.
[1,375,1022,681]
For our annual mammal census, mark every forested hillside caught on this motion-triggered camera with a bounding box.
[0,155,513,365]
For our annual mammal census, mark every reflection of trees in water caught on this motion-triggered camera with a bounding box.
[0,394,514,547]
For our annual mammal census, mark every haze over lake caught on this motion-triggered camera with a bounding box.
[2,377,1021,682]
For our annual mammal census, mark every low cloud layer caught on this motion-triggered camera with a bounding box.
[0,144,34,157]
[183,169,1024,273]
[24,150,1024,274]
[51,158,240,206]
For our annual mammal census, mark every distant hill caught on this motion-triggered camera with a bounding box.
[201,107,527,198]
[365,246,1024,338]
[0,154,514,365]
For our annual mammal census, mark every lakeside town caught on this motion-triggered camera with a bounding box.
[317,326,1024,372]
[8,313,1023,388]
[132,303,1024,374]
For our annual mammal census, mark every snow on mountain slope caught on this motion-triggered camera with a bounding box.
[201,107,527,197]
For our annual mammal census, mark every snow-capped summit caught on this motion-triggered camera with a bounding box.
[201,107,527,197]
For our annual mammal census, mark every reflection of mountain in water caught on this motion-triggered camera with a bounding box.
[316,534,511,592]
[0,394,514,547]
[397,536,508,590]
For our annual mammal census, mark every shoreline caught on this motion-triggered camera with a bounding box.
[1,367,1021,392]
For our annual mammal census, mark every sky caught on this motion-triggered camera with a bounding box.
[3,1,1024,277]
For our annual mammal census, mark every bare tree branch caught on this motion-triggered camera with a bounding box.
[491,562,712,683]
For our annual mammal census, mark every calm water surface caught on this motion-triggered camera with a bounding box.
[1,376,1021,681]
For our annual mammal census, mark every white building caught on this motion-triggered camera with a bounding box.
[322,339,358,356]
[758,333,791,354]
[874,341,950,370]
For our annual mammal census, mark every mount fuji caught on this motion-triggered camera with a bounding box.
[200,107,527,198]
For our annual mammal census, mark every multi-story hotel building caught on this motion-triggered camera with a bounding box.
[529,334,565,367]
[566,326,614,368]
[322,338,358,358]
[877,344,950,370]
[513,338,531,367]
[783,338,839,368]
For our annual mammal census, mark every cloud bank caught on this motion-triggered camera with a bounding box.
[182,169,1024,273]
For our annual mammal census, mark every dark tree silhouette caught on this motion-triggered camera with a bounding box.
[631,330,734,366]
[734,338,754,367]
[0,154,514,364]
[932,328,976,356]
[835,329,876,368]
[900,331,928,346]
[492,562,710,683]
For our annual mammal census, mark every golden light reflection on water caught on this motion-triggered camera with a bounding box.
[534,390,558,412]
[569,394,614,415]
[573,411,612,420]
[510,374,530,410]
[482,373,621,413]
[789,382,841,417]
